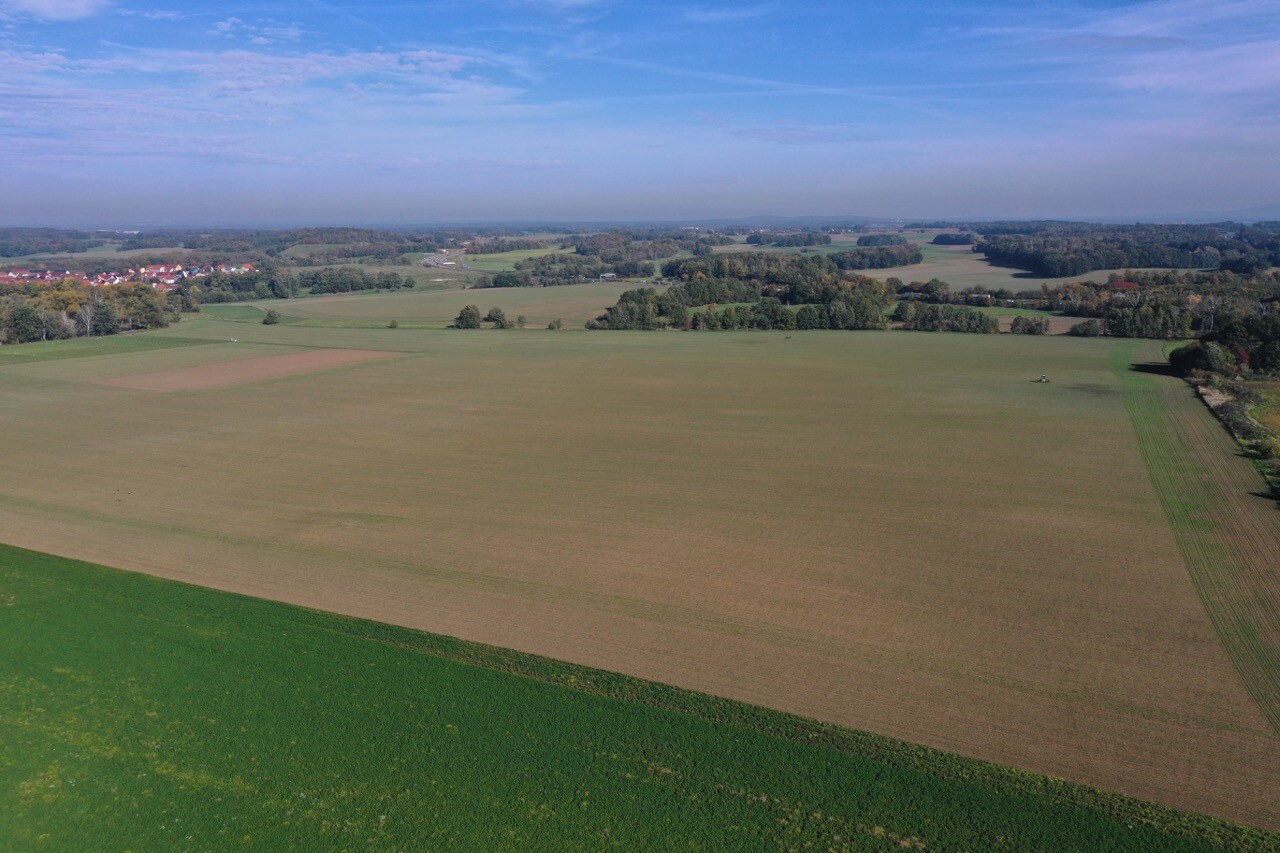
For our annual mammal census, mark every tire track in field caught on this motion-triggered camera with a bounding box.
[1116,342,1280,736]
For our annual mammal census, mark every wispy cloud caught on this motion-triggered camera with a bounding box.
[1111,39,1280,94]
[4,0,1280,224]
[210,17,310,46]
[117,7,180,21]
[0,0,109,20]
[955,0,1280,97]
[697,111,847,144]
[682,4,771,24]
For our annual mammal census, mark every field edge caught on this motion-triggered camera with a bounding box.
[1115,343,1280,737]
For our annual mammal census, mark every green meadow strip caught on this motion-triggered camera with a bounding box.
[0,334,213,364]
[1,543,1275,850]
[1114,342,1280,737]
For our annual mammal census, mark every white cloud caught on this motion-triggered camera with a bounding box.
[210,17,308,45]
[682,4,771,24]
[0,0,109,19]
[117,7,180,20]
[1111,39,1280,94]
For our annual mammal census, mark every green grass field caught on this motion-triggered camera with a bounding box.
[201,304,278,323]
[461,246,565,272]
[1115,347,1280,735]
[2,543,1273,850]
[0,333,212,364]
[204,282,647,328]
[1255,381,1280,433]
[975,306,1058,318]
[1,243,193,263]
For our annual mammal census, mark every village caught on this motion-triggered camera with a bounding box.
[0,262,256,290]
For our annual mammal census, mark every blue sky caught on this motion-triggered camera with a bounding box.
[1,0,1278,225]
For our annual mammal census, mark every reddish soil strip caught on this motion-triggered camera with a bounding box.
[96,349,397,392]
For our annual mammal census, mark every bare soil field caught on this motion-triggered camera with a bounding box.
[95,348,397,391]
[2,319,1279,828]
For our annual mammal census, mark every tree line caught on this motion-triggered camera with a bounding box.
[892,303,999,333]
[1032,269,1280,339]
[0,228,105,258]
[975,223,1280,278]
[830,244,923,270]
[467,238,552,254]
[745,232,832,247]
[194,266,416,303]
[0,281,175,344]
[1172,312,1280,376]
[855,234,907,247]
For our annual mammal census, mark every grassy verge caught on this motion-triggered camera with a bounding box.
[200,304,279,323]
[1114,343,1280,736]
[1,543,1274,850]
[0,334,211,364]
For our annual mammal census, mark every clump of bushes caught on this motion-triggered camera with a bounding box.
[452,304,516,329]
[1168,341,1236,376]
[893,302,998,333]
[1067,319,1101,337]
[1009,316,1051,335]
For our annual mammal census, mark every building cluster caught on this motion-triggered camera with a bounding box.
[1,263,255,290]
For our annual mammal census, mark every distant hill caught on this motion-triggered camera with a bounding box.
[695,214,888,228]
[1098,203,1280,224]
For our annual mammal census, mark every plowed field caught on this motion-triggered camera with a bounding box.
[3,319,1278,828]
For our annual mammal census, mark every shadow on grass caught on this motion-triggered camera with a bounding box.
[1246,488,1280,510]
[1128,361,1180,377]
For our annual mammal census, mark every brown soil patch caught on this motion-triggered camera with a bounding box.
[96,349,396,392]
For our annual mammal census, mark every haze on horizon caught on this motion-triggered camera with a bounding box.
[1,0,1278,228]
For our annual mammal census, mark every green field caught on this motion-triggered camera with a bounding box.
[711,232,1184,293]
[201,304,280,323]
[461,246,565,272]
[2,543,1273,850]
[204,282,649,328]
[975,306,1059,318]
[1115,347,1280,733]
[0,333,212,364]
[1,243,193,263]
